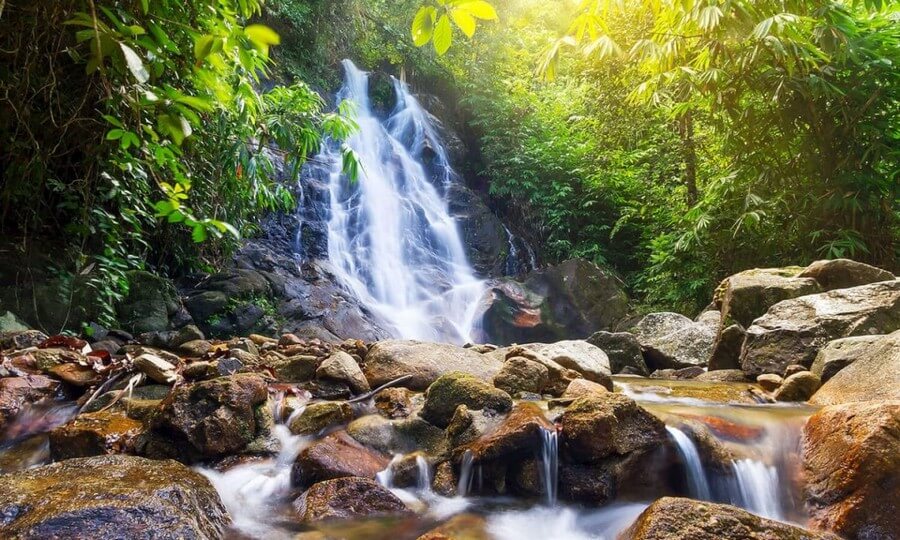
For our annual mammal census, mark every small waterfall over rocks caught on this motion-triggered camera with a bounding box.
[665,425,712,501]
[299,60,485,344]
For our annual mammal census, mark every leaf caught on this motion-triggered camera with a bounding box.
[245,24,280,55]
[194,35,216,61]
[106,129,125,140]
[119,43,149,83]
[458,0,498,20]
[192,224,208,243]
[412,6,436,46]
[450,7,477,38]
[433,14,453,55]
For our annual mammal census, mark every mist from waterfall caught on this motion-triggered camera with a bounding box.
[306,60,485,344]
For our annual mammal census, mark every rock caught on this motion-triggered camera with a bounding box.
[417,513,488,540]
[447,182,509,276]
[316,351,370,394]
[810,330,900,406]
[446,405,499,449]
[481,259,629,345]
[694,369,748,383]
[0,375,58,432]
[289,401,354,436]
[178,339,212,357]
[586,331,648,375]
[0,455,228,539]
[347,414,449,456]
[619,497,839,540]
[650,366,705,380]
[489,345,584,396]
[421,372,513,428]
[268,354,319,382]
[133,353,178,384]
[773,371,820,402]
[374,387,413,419]
[49,411,143,460]
[798,258,895,291]
[560,393,666,464]
[802,401,899,539]
[0,311,29,332]
[783,364,807,377]
[631,312,717,369]
[741,280,900,377]
[147,373,269,460]
[756,374,783,392]
[293,431,389,488]
[364,340,503,390]
[47,363,101,387]
[465,402,555,462]
[293,477,410,524]
[24,347,89,372]
[810,335,884,383]
[562,378,610,399]
[523,340,611,383]
[279,333,303,346]
[707,324,745,371]
[0,329,49,350]
[432,461,458,497]
[714,266,820,328]
[116,270,182,334]
[493,357,549,395]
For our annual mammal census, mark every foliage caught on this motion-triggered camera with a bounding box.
[412,0,498,54]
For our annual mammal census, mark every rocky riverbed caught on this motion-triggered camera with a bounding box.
[0,258,897,539]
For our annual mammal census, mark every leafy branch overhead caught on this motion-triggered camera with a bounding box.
[412,0,498,55]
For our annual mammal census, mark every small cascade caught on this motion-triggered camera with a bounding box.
[457,449,476,497]
[537,428,559,505]
[376,454,403,488]
[502,226,538,276]
[728,459,783,520]
[665,425,712,501]
[416,454,432,492]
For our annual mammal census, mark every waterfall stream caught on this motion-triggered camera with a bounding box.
[665,425,712,501]
[302,60,485,344]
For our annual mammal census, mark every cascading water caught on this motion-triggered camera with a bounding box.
[538,428,559,505]
[304,60,485,343]
[665,425,712,501]
[729,459,783,520]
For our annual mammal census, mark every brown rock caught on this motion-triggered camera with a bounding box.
[773,371,820,402]
[810,330,900,406]
[465,402,554,461]
[707,324,745,371]
[289,401,354,436]
[562,378,610,399]
[374,387,413,419]
[47,363,101,387]
[49,411,143,460]
[757,373,783,392]
[293,431,389,488]
[0,375,58,431]
[364,340,503,391]
[432,461,458,497]
[417,513,488,540]
[421,372,512,428]
[492,357,549,395]
[316,350,370,394]
[798,258,895,291]
[293,477,410,523]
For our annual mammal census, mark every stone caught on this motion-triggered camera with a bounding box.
[773,371,820,402]
[316,350,370,394]
[0,311,29,332]
[650,366,705,380]
[417,513,488,540]
[267,354,319,382]
[147,373,269,460]
[464,402,555,462]
[49,410,143,460]
[562,378,610,399]
[0,375,58,432]
[292,477,411,523]
[694,369,748,383]
[631,312,717,370]
[798,258,895,291]
[493,357,549,395]
[619,497,839,540]
[586,331,648,375]
[178,338,212,357]
[0,329,49,350]
[432,461,458,497]
[559,393,666,464]
[289,401,354,436]
[810,335,884,382]
[714,266,820,328]
[783,364,807,377]
[293,431,390,488]
[802,401,899,540]
[447,182,509,276]
[116,270,182,334]
[0,455,228,539]
[133,353,178,384]
[489,345,584,397]
[630,312,693,342]
[523,340,611,382]
[757,374,783,392]
[374,387,413,419]
[47,363,101,387]
[707,324,745,371]
[481,259,629,345]
[364,340,503,390]
[420,372,513,428]
[741,280,900,377]
[810,330,900,406]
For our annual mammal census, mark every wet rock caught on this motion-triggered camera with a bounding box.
[448,183,509,276]
[619,497,839,540]
[317,350,370,394]
[0,375,58,432]
[293,431,390,488]
[707,323,745,371]
[798,258,895,291]
[802,401,899,540]
[773,371,820,401]
[563,378,610,399]
[489,345,583,396]
[464,402,554,461]
[493,357,549,395]
[364,340,503,390]
[147,373,269,460]
[446,405,499,449]
[47,362,101,387]
[757,373,783,392]
[417,513,488,540]
[293,477,411,523]
[694,369,747,382]
[810,334,884,383]
[523,340,611,383]
[279,333,303,346]
[432,461,458,496]
[289,401,354,436]
[49,410,143,460]
[25,347,89,372]
[116,270,183,334]
[481,259,629,345]
[741,280,900,377]
[559,393,666,464]
[586,331,648,375]
[268,354,319,382]
[810,330,900,408]
[90,339,123,355]
[650,366,705,380]
[0,329,48,350]
[714,266,820,328]
[421,372,513,428]
[0,454,228,539]
[133,353,178,384]
[178,339,212,357]
[632,312,717,369]
[374,387,413,418]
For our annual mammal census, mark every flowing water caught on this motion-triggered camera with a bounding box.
[665,425,712,501]
[301,60,486,344]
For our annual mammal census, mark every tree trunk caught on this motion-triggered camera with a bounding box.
[679,112,699,206]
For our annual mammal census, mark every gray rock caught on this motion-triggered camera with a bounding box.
[707,324,745,371]
[810,335,884,382]
[714,266,820,328]
[316,351,370,394]
[586,331,648,375]
[493,357,549,395]
[632,312,717,369]
[0,311,29,332]
[524,340,611,382]
[364,340,503,391]
[116,270,182,334]
[798,258,895,291]
[421,372,512,428]
[810,330,900,406]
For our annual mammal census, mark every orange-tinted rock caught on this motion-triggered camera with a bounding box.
[417,513,488,540]
[49,410,143,460]
[47,363,101,387]
[464,402,554,461]
[293,431,390,488]
[293,477,410,523]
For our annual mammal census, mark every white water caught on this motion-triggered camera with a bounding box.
[665,425,712,501]
[729,459,783,520]
[538,428,559,505]
[312,60,486,343]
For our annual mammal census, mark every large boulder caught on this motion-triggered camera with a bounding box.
[619,497,839,540]
[707,323,745,371]
[492,357,549,395]
[741,280,900,377]
[802,401,899,539]
[0,455,228,539]
[810,330,900,406]
[798,259,895,291]
[521,340,611,383]
[586,331,648,375]
[363,340,503,391]
[292,477,411,524]
[420,372,513,428]
[631,312,718,370]
[447,183,508,276]
[145,373,270,460]
[49,410,143,460]
[464,402,555,461]
[810,334,884,383]
[714,266,820,328]
[293,431,390,488]
[116,270,183,334]
[481,259,628,345]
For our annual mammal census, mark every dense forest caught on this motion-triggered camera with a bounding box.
[1,0,897,329]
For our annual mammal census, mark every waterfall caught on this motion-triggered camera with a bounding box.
[304,60,486,344]
[665,426,712,501]
[538,429,559,505]
[457,449,476,497]
[416,454,432,492]
[728,459,783,520]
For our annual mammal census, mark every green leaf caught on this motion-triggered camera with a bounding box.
[450,7,477,38]
[458,0,497,20]
[191,224,207,243]
[106,129,124,140]
[433,14,453,55]
[119,43,149,83]
[194,35,216,61]
[412,6,436,47]
[245,24,280,54]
